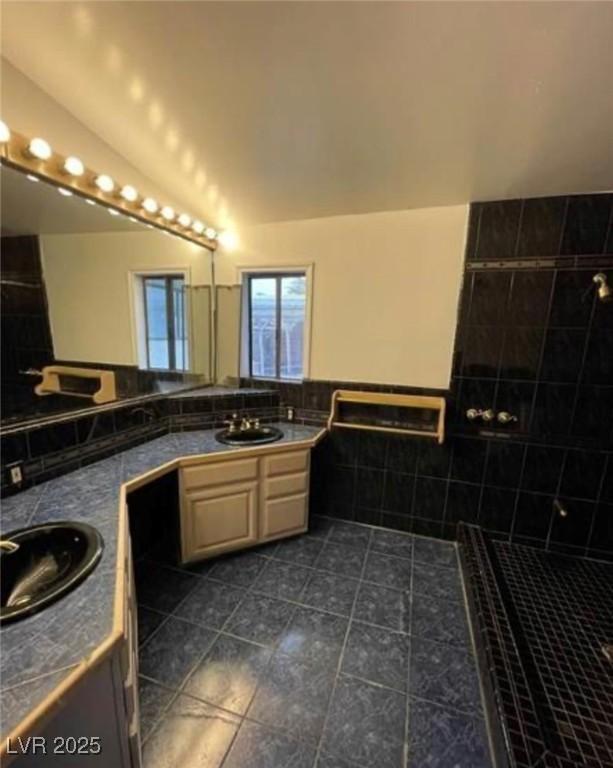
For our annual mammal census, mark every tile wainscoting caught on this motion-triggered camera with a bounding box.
[242,193,613,559]
[0,389,279,495]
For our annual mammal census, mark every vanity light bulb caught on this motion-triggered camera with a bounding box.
[192,220,205,235]
[178,213,191,228]
[161,206,175,221]
[142,197,158,214]
[95,174,115,193]
[120,185,138,202]
[205,227,217,240]
[63,156,84,176]
[0,120,10,143]
[58,187,73,197]
[28,137,52,161]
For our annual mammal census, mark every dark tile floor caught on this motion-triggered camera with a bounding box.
[136,516,492,768]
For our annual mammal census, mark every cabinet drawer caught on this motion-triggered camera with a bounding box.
[264,471,308,499]
[264,450,309,477]
[182,458,258,490]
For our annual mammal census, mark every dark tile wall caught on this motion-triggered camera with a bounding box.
[1,236,54,418]
[0,390,279,495]
[246,193,613,560]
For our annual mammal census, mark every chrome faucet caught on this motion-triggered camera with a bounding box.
[0,539,20,554]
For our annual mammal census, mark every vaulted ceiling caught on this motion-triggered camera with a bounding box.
[2,1,612,228]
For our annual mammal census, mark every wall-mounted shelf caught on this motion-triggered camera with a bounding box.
[34,366,117,405]
[327,390,445,443]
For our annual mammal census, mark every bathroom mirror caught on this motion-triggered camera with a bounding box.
[1,164,213,426]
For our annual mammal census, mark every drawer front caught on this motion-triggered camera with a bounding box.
[182,457,258,490]
[260,493,308,539]
[264,450,309,477]
[264,471,308,499]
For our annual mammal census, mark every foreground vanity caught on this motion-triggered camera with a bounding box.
[0,423,324,766]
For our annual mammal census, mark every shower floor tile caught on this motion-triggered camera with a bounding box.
[138,516,491,768]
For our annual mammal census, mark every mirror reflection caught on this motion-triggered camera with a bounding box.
[1,165,213,426]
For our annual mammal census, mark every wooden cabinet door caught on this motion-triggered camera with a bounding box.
[260,493,308,540]
[181,481,258,561]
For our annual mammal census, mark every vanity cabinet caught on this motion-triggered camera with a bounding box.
[4,514,141,768]
[179,447,310,563]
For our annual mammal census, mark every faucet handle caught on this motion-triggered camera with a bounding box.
[497,411,518,425]
[481,409,496,423]
[466,408,482,421]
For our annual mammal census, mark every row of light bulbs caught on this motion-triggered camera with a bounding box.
[0,119,237,247]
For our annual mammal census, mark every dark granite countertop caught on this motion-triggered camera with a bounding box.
[0,423,323,739]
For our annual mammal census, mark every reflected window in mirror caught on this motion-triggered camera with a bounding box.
[139,274,188,371]
[245,272,306,381]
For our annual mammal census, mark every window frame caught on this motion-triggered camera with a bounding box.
[237,265,313,382]
[130,268,191,372]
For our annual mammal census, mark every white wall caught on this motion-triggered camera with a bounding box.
[40,230,212,370]
[216,205,468,389]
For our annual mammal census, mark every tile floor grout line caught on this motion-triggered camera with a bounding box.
[138,521,478,767]
[403,540,415,768]
[312,525,375,767]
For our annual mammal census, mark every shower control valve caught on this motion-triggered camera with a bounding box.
[497,411,518,425]
[481,409,496,423]
[465,408,482,421]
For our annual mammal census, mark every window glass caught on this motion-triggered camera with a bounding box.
[142,275,188,371]
[250,277,277,378]
[145,278,169,369]
[280,275,306,380]
[248,273,305,380]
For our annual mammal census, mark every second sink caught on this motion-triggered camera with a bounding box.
[215,425,284,446]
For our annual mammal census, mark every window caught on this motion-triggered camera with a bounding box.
[141,274,188,370]
[247,272,307,380]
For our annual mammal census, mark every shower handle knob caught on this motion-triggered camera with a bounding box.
[497,411,518,425]
[481,409,496,423]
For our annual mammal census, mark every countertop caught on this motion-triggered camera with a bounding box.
[0,423,323,741]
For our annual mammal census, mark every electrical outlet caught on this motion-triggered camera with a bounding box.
[7,462,24,487]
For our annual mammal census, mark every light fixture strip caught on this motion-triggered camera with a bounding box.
[0,127,217,251]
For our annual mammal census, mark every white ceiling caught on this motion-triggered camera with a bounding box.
[2,1,612,227]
